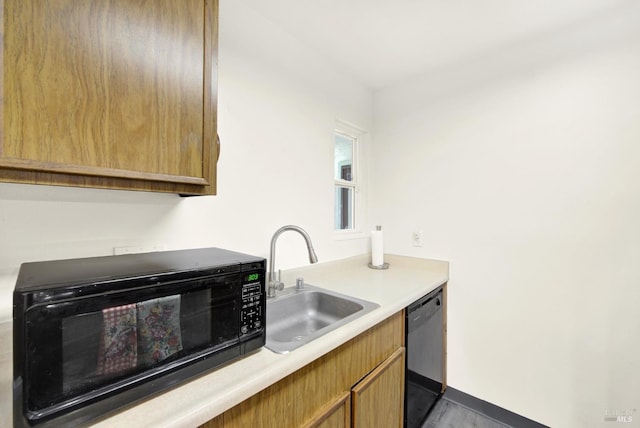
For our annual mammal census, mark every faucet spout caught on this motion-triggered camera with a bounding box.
[268,225,318,297]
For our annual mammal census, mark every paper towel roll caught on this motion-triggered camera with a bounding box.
[371,226,384,267]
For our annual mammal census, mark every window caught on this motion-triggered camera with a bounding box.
[334,118,368,232]
[333,120,367,237]
[334,131,356,230]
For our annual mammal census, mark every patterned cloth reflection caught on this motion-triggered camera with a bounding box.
[96,304,138,375]
[137,296,183,366]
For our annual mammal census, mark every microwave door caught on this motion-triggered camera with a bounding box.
[21,277,240,423]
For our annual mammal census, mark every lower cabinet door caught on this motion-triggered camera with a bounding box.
[351,347,406,428]
[302,391,351,428]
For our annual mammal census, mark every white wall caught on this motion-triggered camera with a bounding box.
[3,2,639,425]
[372,4,640,427]
[0,1,373,322]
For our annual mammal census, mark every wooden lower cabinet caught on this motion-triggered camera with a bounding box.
[302,391,351,428]
[352,347,405,428]
[201,311,405,428]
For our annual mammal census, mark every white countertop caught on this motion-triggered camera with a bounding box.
[0,254,448,428]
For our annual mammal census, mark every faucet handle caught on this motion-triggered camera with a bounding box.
[276,269,284,291]
[296,277,305,290]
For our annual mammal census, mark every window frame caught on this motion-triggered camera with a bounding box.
[333,120,367,240]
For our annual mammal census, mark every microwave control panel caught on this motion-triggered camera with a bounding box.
[240,272,264,336]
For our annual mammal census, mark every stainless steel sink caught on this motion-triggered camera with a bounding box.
[265,284,379,354]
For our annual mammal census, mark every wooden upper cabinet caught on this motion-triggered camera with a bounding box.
[1,0,218,195]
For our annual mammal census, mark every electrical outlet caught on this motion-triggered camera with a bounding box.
[113,244,166,255]
[412,230,423,247]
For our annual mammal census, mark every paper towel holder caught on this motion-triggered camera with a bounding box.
[369,225,390,270]
[368,262,390,270]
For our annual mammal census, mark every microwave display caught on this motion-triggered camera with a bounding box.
[14,248,266,427]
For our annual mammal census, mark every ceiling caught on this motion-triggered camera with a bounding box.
[240,0,633,90]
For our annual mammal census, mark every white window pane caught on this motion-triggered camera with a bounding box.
[334,186,354,230]
[334,134,354,182]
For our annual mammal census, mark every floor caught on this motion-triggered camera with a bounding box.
[422,398,511,428]
[406,378,440,427]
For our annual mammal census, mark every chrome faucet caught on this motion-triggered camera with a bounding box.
[268,225,318,298]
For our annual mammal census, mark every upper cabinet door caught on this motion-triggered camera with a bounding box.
[1,0,218,195]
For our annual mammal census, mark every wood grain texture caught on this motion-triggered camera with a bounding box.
[351,347,406,428]
[301,391,350,428]
[1,0,218,195]
[201,311,404,428]
[200,414,224,428]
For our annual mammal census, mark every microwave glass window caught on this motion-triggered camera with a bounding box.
[26,286,239,413]
[61,295,191,394]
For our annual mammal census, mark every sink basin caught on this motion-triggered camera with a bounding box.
[265,284,379,353]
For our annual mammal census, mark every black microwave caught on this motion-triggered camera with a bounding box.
[13,248,266,427]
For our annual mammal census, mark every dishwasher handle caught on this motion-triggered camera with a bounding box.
[407,291,442,330]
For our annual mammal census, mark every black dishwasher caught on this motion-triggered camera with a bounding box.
[405,286,444,427]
